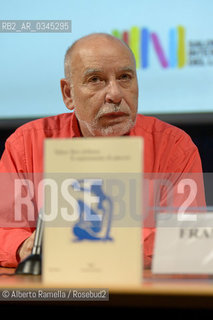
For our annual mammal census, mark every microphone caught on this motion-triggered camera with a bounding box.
[15,210,43,275]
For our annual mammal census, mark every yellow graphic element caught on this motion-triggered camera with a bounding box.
[177,26,186,68]
[129,26,140,69]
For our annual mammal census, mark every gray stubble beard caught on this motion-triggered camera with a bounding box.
[75,108,136,137]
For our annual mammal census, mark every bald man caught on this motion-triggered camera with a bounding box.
[0,33,204,269]
[61,33,138,137]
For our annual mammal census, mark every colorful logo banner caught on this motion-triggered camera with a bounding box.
[112,26,186,69]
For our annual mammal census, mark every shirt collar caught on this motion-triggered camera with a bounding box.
[71,112,83,137]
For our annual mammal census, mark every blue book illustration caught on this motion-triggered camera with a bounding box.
[71,180,113,242]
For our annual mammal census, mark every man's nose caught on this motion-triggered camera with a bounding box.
[105,80,123,104]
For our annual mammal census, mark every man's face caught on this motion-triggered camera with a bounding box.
[67,37,138,137]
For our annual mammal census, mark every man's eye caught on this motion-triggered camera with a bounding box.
[89,76,101,83]
[119,73,132,81]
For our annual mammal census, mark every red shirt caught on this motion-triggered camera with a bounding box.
[0,112,204,267]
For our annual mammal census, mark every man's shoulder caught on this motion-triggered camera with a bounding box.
[8,113,74,143]
[135,114,190,139]
[134,114,197,155]
[16,112,73,133]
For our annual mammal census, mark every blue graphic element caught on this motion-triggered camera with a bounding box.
[71,180,113,242]
[169,28,177,68]
[141,28,149,69]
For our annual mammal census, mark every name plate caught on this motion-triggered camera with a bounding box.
[42,137,143,287]
[152,213,213,274]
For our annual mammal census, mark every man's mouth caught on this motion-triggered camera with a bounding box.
[99,111,128,119]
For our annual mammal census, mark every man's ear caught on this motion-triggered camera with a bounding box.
[60,78,75,110]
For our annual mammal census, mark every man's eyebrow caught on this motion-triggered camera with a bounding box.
[83,68,103,76]
[83,66,136,77]
[119,66,135,74]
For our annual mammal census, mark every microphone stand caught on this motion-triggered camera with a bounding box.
[15,210,43,275]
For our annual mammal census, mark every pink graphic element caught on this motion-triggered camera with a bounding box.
[151,32,168,68]
[122,31,129,45]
